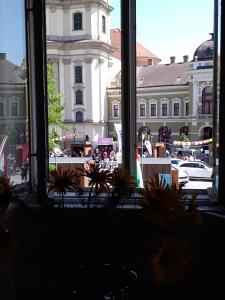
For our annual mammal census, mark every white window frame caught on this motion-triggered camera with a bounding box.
[112,100,120,118]
[138,99,147,118]
[160,98,169,117]
[0,97,6,117]
[172,98,181,117]
[9,96,20,117]
[149,99,157,118]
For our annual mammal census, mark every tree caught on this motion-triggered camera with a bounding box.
[47,64,65,127]
[47,64,67,153]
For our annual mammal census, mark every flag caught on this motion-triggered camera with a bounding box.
[136,148,144,188]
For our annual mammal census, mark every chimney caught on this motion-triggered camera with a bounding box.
[0,53,6,60]
[183,55,188,62]
[170,56,176,64]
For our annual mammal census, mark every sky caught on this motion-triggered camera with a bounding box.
[0,0,25,66]
[0,0,217,65]
[111,0,216,64]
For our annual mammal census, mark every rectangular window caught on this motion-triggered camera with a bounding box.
[113,104,119,117]
[150,103,156,116]
[174,103,179,116]
[140,104,145,116]
[185,103,189,116]
[102,15,106,33]
[0,103,4,116]
[75,66,82,83]
[162,103,167,116]
[11,102,18,116]
[73,13,82,30]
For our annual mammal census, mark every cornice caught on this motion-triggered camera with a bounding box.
[46,1,113,14]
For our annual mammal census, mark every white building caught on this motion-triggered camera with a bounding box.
[46,0,115,141]
[46,0,159,143]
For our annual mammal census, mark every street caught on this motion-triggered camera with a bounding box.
[183,179,212,190]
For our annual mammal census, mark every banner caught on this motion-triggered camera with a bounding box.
[114,123,122,152]
[144,140,152,156]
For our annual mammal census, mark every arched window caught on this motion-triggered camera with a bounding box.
[158,126,171,149]
[180,126,189,136]
[76,90,83,104]
[76,111,83,122]
[73,12,82,30]
[102,15,106,33]
[202,86,213,114]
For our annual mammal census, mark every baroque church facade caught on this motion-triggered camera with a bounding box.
[46,0,215,148]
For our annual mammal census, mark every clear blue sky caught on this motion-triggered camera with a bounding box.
[0,0,25,66]
[111,0,215,63]
[0,0,216,65]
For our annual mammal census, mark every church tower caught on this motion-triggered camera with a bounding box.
[46,0,114,140]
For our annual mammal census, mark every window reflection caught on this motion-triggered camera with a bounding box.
[0,0,29,186]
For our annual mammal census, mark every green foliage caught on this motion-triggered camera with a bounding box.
[48,129,60,153]
[179,133,190,142]
[111,129,118,141]
[49,164,56,172]
[47,64,65,128]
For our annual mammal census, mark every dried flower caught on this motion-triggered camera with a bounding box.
[48,167,80,196]
[139,175,186,227]
[111,167,135,196]
[81,162,112,193]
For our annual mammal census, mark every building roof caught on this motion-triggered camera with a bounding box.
[110,29,161,64]
[136,62,189,87]
[0,54,24,84]
[193,34,214,61]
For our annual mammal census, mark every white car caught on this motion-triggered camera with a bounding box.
[171,165,189,186]
[176,161,212,180]
[170,158,183,166]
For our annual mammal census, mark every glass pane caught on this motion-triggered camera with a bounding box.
[0,0,29,186]
[136,0,215,191]
[46,0,121,184]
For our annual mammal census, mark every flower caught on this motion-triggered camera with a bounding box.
[0,175,16,215]
[139,175,186,227]
[48,167,80,196]
[81,162,113,193]
[111,167,135,196]
[150,237,190,285]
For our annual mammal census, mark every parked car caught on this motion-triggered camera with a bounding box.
[170,158,183,166]
[176,161,212,180]
[171,165,189,186]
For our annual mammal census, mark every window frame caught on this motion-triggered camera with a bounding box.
[102,15,106,33]
[75,66,82,84]
[0,97,6,117]
[202,86,213,115]
[75,111,83,123]
[75,89,83,105]
[112,101,120,118]
[9,96,20,117]
[73,12,83,31]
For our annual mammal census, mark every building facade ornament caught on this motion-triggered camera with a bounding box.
[62,58,71,65]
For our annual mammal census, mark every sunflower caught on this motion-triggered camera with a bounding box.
[48,167,80,199]
[150,236,190,285]
[81,162,113,193]
[139,174,186,227]
[0,175,16,215]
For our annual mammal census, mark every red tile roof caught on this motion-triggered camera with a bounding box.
[110,29,161,64]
